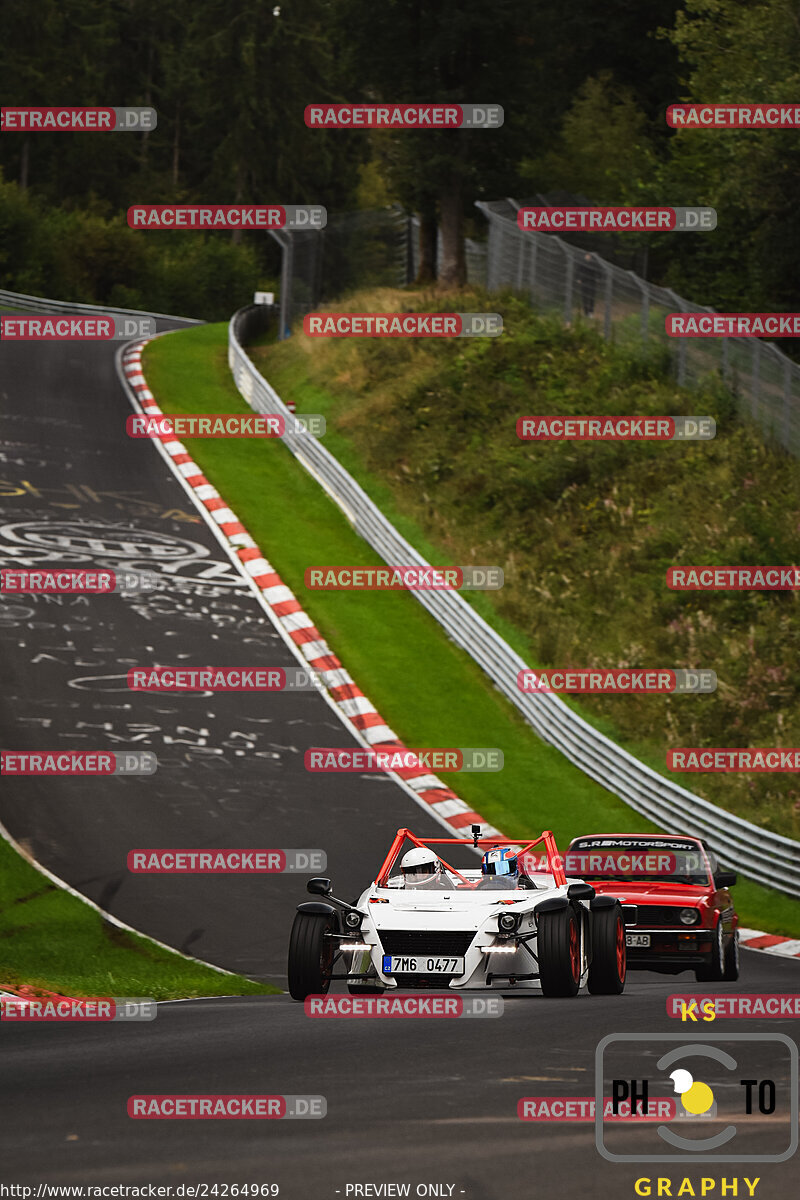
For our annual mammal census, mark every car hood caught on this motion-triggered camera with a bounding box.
[361,891,545,930]
[590,882,709,906]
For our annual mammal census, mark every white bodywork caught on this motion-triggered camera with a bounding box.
[347,869,591,991]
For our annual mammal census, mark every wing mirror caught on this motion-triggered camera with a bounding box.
[307,877,333,896]
[567,882,595,900]
[715,871,737,889]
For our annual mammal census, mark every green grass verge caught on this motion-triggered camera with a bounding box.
[0,834,277,998]
[141,322,800,939]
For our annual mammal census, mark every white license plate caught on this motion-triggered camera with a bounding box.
[382,954,465,975]
[626,933,651,948]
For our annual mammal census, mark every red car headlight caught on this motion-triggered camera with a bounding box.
[679,907,701,926]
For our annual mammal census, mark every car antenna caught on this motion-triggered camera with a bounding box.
[471,824,481,847]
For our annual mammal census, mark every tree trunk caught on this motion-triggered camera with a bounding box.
[416,207,437,283]
[19,138,29,190]
[171,100,181,189]
[438,178,466,287]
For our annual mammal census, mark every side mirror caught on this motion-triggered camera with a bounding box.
[567,882,595,900]
[307,877,332,896]
[715,871,737,889]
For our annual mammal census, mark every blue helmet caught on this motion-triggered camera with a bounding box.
[482,848,519,877]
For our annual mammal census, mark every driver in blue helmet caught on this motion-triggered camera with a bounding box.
[477,847,536,889]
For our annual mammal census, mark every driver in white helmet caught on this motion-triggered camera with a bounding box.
[399,846,451,890]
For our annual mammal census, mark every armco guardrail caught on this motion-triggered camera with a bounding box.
[228,307,800,897]
[0,287,202,325]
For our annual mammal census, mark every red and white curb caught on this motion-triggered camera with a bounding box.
[119,340,501,840]
[738,928,800,959]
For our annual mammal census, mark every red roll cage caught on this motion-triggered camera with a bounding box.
[374,828,566,888]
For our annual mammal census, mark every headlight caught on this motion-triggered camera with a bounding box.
[498,912,520,933]
[679,908,700,926]
[344,910,363,929]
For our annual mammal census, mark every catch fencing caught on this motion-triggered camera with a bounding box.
[477,199,800,457]
[228,307,800,897]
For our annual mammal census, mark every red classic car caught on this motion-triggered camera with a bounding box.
[565,833,739,981]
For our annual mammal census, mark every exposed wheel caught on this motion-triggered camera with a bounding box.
[722,929,739,981]
[695,918,725,983]
[288,911,337,1000]
[587,903,626,994]
[538,905,581,997]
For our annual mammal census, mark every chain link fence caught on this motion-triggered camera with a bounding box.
[477,199,800,457]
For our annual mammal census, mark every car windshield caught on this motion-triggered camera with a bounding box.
[386,869,529,892]
[565,838,710,886]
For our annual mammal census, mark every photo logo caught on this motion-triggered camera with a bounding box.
[304,747,504,773]
[667,313,800,337]
[1,568,158,594]
[1,316,155,341]
[668,748,800,772]
[667,104,800,129]
[127,205,325,230]
[305,994,503,1018]
[0,107,156,132]
[669,995,800,1021]
[303,313,502,337]
[0,997,156,1022]
[517,669,716,695]
[595,1033,798,1162]
[304,103,503,129]
[517,416,716,441]
[518,207,716,232]
[304,566,503,590]
[127,849,326,874]
[1,751,157,776]
[127,1094,326,1120]
[127,667,323,692]
[667,566,800,590]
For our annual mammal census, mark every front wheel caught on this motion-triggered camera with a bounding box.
[538,906,581,997]
[722,929,739,981]
[288,911,337,1000]
[587,903,626,994]
[695,919,725,983]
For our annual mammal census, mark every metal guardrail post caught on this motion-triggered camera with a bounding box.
[665,290,688,385]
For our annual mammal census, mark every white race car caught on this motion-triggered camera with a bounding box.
[288,826,629,999]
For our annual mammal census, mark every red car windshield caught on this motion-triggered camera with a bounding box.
[565,838,711,886]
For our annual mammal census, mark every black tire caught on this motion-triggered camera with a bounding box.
[695,918,725,983]
[288,911,337,1000]
[587,903,626,994]
[722,929,739,981]
[538,905,581,997]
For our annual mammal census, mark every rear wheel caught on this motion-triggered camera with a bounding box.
[288,911,337,1000]
[695,918,725,983]
[538,906,581,997]
[587,904,626,994]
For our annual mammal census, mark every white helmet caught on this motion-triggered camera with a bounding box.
[400,846,442,886]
